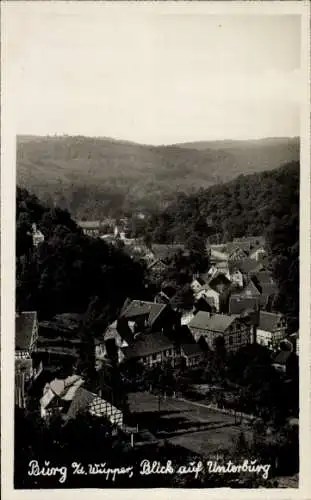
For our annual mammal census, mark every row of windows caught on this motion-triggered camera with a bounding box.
[147,349,174,362]
[228,334,242,345]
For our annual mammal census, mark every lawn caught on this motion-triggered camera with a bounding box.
[128,391,252,457]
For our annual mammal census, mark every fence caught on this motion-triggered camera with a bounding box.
[88,396,124,428]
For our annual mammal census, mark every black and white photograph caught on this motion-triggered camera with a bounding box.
[1,1,310,496]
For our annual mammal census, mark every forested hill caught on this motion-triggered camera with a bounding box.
[16,187,147,321]
[16,135,299,219]
[142,161,299,243]
[140,161,299,320]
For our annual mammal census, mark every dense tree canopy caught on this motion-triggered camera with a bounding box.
[135,162,299,321]
[16,187,147,320]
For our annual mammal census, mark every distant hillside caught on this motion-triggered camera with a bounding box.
[172,137,299,151]
[16,135,299,219]
[140,160,299,321]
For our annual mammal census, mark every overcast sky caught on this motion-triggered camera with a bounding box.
[4,3,302,144]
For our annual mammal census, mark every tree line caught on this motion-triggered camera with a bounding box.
[16,186,147,321]
[133,161,299,321]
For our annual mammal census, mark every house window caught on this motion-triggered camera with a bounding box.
[229,337,233,345]
[237,333,241,343]
[152,353,157,361]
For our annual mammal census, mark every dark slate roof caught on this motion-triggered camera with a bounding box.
[120,300,167,327]
[66,387,96,420]
[252,272,278,295]
[39,313,83,336]
[37,336,82,346]
[194,296,214,312]
[147,258,169,270]
[196,269,222,286]
[259,282,278,295]
[236,259,263,275]
[239,280,261,297]
[35,346,80,358]
[273,350,293,365]
[259,293,276,309]
[215,261,230,270]
[189,312,237,332]
[189,311,212,330]
[15,311,37,351]
[181,343,204,356]
[259,312,285,332]
[229,296,259,315]
[233,236,265,248]
[122,332,173,359]
[203,314,238,332]
[254,270,275,283]
[226,243,249,257]
[209,273,231,289]
[77,220,101,229]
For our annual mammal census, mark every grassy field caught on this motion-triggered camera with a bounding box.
[128,391,252,458]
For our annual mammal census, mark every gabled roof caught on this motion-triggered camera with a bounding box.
[258,312,285,332]
[35,346,80,358]
[40,375,85,409]
[229,296,259,315]
[154,291,170,305]
[39,313,83,336]
[209,249,229,262]
[259,282,278,295]
[233,236,265,248]
[15,311,37,351]
[189,311,211,330]
[258,293,275,309]
[254,270,275,283]
[103,328,122,342]
[226,243,249,257]
[77,220,101,229]
[120,300,167,327]
[203,314,238,332]
[147,258,169,270]
[194,274,208,286]
[37,335,83,348]
[214,261,229,270]
[209,273,231,287]
[252,272,277,294]
[198,267,224,285]
[194,296,214,312]
[235,258,263,275]
[209,244,227,253]
[195,283,215,294]
[66,387,96,420]
[107,320,118,330]
[122,332,173,359]
[273,350,293,366]
[239,279,261,297]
